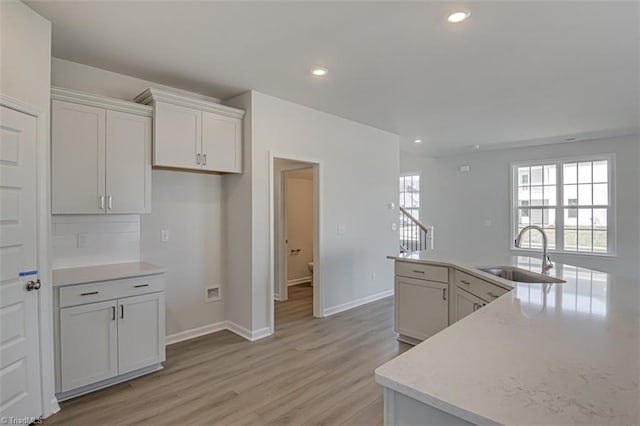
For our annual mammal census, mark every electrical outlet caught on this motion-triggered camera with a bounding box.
[337,225,346,235]
[371,272,377,281]
[77,232,88,248]
[160,229,169,242]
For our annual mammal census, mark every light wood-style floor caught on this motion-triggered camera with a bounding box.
[44,284,409,425]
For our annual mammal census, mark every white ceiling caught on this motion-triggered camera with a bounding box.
[27,1,639,156]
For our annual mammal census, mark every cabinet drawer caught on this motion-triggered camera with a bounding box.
[455,270,509,303]
[59,274,164,308]
[395,262,449,283]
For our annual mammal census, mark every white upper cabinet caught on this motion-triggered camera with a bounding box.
[135,88,244,173]
[153,102,200,169]
[51,88,152,215]
[51,101,106,214]
[201,111,242,172]
[105,111,152,214]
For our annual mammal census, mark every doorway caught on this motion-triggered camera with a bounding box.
[270,155,321,329]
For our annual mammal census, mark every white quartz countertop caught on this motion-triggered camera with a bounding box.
[376,252,639,425]
[52,262,166,287]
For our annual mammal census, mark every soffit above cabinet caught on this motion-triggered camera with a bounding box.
[51,87,152,117]
[134,88,245,119]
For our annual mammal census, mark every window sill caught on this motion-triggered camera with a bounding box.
[510,248,617,259]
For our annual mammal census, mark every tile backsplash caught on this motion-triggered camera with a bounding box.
[52,215,140,269]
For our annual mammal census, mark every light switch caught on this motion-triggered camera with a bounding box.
[161,229,170,242]
[337,225,346,235]
[391,223,397,231]
[388,202,395,210]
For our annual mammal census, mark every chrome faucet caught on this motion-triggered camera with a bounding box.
[515,225,553,271]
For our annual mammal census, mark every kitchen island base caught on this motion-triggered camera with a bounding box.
[384,388,474,426]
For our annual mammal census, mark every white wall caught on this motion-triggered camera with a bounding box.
[51,58,220,103]
[140,171,225,336]
[401,135,640,279]
[285,169,314,283]
[226,91,400,332]
[50,59,226,337]
[0,0,51,111]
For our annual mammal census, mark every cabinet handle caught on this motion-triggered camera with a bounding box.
[487,291,500,299]
[107,195,113,210]
[442,288,447,301]
[99,195,105,210]
[196,153,201,165]
[460,280,470,286]
[412,270,425,274]
[203,154,207,166]
[134,284,149,288]
[80,291,99,296]
[112,306,116,321]
[120,304,124,319]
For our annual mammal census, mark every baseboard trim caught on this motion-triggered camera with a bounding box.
[287,276,312,286]
[323,289,394,317]
[166,321,227,345]
[226,321,273,341]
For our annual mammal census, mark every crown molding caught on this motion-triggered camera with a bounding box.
[135,88,245,119]
[51,87,153,117]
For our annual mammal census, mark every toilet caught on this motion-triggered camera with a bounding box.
[307,262,314,286]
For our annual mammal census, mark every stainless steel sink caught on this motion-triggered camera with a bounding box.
[477,266,565,284]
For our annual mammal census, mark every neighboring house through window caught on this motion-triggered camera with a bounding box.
[512,156,614,254]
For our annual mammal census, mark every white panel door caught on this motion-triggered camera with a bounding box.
[455,288,486,323]
[395,277,448,341]
[51,100,106,214]
[201,111,242,173]
[117,292,165,375]
[153,102,200,169]
[0,106,42,420]
[59,300,118,392]
[105,111,151,214]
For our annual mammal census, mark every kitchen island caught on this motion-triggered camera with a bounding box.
[376,252,639,425]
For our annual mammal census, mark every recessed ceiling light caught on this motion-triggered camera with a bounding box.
[473,144,480,149]
[447,11,470,23]
[311,67,328,77]
[414,138,423,144]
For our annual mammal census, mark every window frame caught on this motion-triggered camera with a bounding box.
[510,154,616,257]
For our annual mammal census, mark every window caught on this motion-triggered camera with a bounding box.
[399,174,420,220]
[399,174,420,243]
[512,156,614,255]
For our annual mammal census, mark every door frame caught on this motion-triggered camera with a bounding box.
[269,152,322,330]
[1,94,59,417]
[278,165,314,301]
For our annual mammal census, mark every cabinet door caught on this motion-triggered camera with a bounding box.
[105,111,152,214]
[117,292,165,375]
[201,111,242,173]
[60,300,118,392]
[153,102,200,169]
[455,288,486,323]
[395,277,448,341]
[51,100,106,214]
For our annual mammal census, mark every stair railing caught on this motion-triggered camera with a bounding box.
[399,206,433,253]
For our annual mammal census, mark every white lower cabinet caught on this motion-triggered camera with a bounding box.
[55,272,165,400]
[455,288,487,322]
[117,292,166,375]
[395,276,448,342]
[60,300,118,392]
